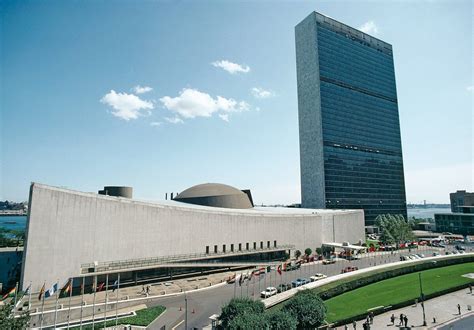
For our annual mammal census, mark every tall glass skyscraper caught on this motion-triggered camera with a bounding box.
[295,12,407,225]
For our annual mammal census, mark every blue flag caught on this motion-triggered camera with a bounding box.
[45,283,58,299]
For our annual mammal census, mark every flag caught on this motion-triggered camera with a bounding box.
[38,283,46,301]
[45,283,58,299]
[96,282,105,292]
[2,286,16,300]
[277,264,282,275]
[112,280,118,292]
[61,279,72,297]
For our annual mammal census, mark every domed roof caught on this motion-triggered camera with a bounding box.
[174,183,253,209]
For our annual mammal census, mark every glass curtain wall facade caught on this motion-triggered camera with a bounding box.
[296,12,407,225]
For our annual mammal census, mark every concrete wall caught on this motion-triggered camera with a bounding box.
[21,183,364,291]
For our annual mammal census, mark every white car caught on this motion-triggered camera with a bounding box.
[260,287,277,298]
[310,273,327,282]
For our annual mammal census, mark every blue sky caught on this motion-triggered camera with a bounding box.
[1,0,472,204]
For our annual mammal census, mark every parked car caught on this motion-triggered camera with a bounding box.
[322,259,336,265]
[291,278,310,287]
[260,287,277,298]
[341,266,358,273]
[455,245,466,251]
[310,273,327,282]
[415,254,425,258]
[276,283,292,293]
[284,263,301,271]
[432,252,440,256]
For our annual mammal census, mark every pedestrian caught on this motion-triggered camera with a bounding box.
[457,303,461,315]
[344,324,348,330]
[469,284,472,294]
[146,285,150,295]
[399,314,404,325]
[141,285,145,294]
[390,314,395,325]
[369,312,374,324]
[404,315,408,328]
[353,320,357,329]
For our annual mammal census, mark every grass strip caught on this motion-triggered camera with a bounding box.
[71,305,166,329]
[324,262,474,323]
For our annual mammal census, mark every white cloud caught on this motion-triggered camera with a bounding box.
[101,90,154,121]
[132,85,153,94]
[251,87,275,99]
[467,85,474,92]
[212,60,250,74]
[165,117,184,124]
[358,20,378,35]
[159,88,249,122]
[219,114,229,122]
[150,121,162,127]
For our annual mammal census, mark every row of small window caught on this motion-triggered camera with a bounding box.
[317,25,393,58]
[324,148,404,162]
[205,240,278,254]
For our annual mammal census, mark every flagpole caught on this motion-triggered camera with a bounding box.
[79,276,85,330]
[233,272,236,299]
[53,280,60,329]
[67,279,73,329]
[92,276,97,330]
[28,281,32,311]
[115,274,120,328]
[12,282,18,314]
[103,274,109,329]
[40,283,46,329]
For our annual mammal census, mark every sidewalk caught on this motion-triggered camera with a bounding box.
[337,288,474,329]
[26,269,240,314]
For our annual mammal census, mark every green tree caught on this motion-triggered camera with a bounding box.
[219,298,265,329]
[228,312,268,329]
[283,290,326,328]
[375,214,415,246]
[266,310,297,330]
[294,250,302,259]
[0,299,30,329]
[304,248,312,256]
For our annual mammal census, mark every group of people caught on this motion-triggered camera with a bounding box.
[390,313,408,327]
[141,284,152,296]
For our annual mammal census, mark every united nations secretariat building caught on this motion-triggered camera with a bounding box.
[20,182,364,292]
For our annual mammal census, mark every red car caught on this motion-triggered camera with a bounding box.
[341,266,358,273]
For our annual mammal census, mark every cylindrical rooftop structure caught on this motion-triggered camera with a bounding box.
[98,186,133,198]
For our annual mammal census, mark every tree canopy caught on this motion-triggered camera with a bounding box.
[219,298,265,329]
[283,290,326,328]
[0,300,30,329]
[375,214,415,245]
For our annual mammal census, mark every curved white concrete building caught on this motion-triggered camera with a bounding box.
[21,183,364,291]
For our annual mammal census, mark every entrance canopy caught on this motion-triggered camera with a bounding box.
[322,242,367,251]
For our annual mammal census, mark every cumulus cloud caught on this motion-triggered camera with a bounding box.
[132,85,153,94]
[160,88,249,122]
[251,87,275,99]
[212,60,250,74]
[165,117,184,124]
[150,121,162,127]
[101,90,154,121]
[358,20,378,35]
[467,85,474,92]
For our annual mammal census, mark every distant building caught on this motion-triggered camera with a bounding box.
[295,12,407,225]
[450,190,474,213]
[436,191,474,235]
[435,213,474,236]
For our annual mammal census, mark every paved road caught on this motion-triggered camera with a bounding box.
[147,246,452,329]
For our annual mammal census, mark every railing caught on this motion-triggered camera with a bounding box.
[81,244,294,274]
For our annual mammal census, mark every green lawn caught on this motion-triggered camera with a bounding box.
[71,305,165,329]
[325,263,474,323]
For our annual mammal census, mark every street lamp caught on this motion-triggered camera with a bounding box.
[185,291,188,330]
[418,273,427,326]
